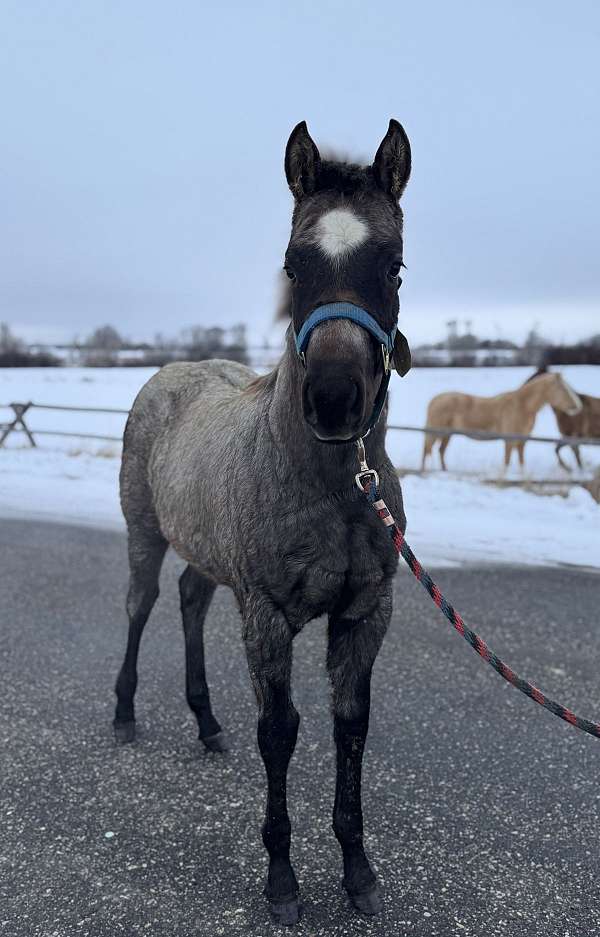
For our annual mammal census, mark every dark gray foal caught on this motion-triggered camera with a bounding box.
[114,119,412,925]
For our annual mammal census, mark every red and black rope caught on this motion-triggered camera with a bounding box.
[361,477,600,740]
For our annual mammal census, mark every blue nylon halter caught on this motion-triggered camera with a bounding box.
[294,302,396,357]
[294,302,397,440]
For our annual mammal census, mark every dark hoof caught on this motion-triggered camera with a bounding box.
[268,897,301,926]
[348,886,383,916]
[113,720,136,744]
[201,731,228,753]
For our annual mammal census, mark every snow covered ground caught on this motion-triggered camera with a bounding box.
[1,364,599,568]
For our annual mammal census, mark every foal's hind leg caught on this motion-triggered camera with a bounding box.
[114,530,168,743]
[179,565,226,752]
[327,591,391,916]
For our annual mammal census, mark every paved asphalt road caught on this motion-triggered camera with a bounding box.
[1,519,600,937]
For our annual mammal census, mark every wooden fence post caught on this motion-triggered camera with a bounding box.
[0,402,36,448]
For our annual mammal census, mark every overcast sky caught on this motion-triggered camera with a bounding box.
[2,1,599,347]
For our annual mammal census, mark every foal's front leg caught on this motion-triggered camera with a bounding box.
[243,595,300,926]
[327,591,392,915]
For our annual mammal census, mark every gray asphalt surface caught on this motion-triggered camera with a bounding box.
[1,518,600,937]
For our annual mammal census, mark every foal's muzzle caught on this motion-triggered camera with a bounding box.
[302,369,366,441]
[295,303,397,443]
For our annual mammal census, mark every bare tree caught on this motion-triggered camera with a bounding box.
[0,323,23,353]
[86,325,123,350]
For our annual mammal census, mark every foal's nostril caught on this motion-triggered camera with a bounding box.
[346,381,358,409]
[302,381,318,426]
[347,381,360,416]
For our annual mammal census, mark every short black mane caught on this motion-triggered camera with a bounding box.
[316,157,375,196]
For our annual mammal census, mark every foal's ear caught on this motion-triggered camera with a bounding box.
[285,121,321,200]
[373,119,411,201]
[393,330,411,377]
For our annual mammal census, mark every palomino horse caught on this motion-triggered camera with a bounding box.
[524,366,600,470]
[422,372,582,471]
[114,120,412,925]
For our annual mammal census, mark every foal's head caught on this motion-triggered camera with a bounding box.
[282,120,412,442]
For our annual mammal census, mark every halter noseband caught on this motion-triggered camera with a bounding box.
[294,302,397,440]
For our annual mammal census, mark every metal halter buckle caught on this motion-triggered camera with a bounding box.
[355,436,379,491]
[381,344,391,374]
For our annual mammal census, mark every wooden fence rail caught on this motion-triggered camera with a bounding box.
[29,402,129,415]
[0,401,127,447]
[387,423,600,448]
[1,402,600,449]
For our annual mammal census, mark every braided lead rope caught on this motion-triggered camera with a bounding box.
[361,476,600,740]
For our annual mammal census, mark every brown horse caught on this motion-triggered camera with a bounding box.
[523,367,600,470]
[422,372,582,471]
[552,394,600,470]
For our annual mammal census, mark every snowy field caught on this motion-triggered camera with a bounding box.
[1,364,599,569]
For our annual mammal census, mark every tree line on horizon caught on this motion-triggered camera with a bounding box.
[0,321,599,368]
[0,322,249,368]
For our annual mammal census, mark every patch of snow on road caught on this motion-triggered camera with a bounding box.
[0,447,122,530]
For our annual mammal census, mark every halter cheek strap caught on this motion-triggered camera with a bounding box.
[293,302,397,438]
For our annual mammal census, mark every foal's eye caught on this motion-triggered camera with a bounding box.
[387,261,402,281]
[284,265,296,282]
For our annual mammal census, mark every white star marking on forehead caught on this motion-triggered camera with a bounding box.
[315,208,369,261]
